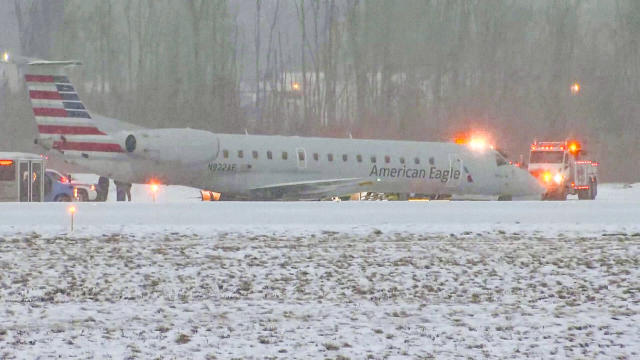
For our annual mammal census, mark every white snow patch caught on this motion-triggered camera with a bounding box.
[0,183,638,358]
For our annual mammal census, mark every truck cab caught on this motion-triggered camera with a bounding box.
[528,141,598,200]
[44,169,75,202]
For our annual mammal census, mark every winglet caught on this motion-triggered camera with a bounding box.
[28,60,83,66]
[0,50,81,67]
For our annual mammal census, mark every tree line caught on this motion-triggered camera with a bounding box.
[1,0,638,181]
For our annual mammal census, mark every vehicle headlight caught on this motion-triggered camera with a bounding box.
[553,173,563,184]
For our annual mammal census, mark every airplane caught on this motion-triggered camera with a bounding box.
[2,53,544,200]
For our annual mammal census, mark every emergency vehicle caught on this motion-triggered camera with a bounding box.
[528,141,598,200]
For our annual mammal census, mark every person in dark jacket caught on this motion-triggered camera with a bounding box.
[114,180,126,201]
[96,176,109,201]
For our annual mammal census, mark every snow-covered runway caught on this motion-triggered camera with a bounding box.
[0,183,638,358]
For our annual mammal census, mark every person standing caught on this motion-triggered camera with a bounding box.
[124,182,132,201]
[114,180,125,201]
[97,176,109,201]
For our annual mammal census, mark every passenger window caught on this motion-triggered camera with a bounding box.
[282,151,288,160]
[399,157,405,164]
[384,155,390,163]
[342,154,348,162]
[356,154,362,162]
[267,150,273,160]
[252,150,258,159]
[429,157,435,165]
[313,153,319,161]
[238,150,244,159]
[371,156,377,163]
[223,150,229,159]
[327,154,334,162]
[414,157,420,165]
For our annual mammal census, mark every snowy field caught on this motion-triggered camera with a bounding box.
[0,184,638,358]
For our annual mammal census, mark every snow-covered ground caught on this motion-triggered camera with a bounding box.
[0,183,638,358]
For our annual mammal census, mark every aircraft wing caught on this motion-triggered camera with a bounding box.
[249,177,369,200]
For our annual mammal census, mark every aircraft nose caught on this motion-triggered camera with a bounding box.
[514,167,545,198]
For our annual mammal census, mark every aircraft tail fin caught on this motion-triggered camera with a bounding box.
[24,60,126,154]
[1,52,127,154]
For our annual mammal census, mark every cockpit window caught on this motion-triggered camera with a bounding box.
[496,153,508,166]
[530,151,564,164]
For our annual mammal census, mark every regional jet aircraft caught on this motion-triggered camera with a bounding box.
[3,54,544,200]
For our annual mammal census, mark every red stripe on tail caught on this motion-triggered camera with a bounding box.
[25,75,55,83]
[38,125,106,135]
[29,90,62,100]
[53,141,123,153]
[33,108,68,117]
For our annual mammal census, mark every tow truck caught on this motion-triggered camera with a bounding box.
[528,140,598,200]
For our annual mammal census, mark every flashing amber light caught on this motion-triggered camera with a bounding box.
[570,82,581,95]
[568,141,580,154]
[469,137,488,151]
[0,160,13,166]
[68,206,77,214]
[1,51,8,63]
[454,132,493,151]
[150,184,159,193]
[542,172,552,183]
[291,82,301,91]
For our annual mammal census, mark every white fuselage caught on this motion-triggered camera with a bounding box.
[13,57,543,200]
[59,130,544,200]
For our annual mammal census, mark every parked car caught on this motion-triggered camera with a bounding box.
[44,169,74,202]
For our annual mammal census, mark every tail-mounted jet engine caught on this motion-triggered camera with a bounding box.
[117,128,219,163]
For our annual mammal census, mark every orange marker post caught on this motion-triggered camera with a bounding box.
[68,205,76,231]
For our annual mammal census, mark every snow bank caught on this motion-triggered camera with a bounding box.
[1,185,640,236]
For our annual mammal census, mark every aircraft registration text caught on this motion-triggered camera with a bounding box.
[208,163,237,172]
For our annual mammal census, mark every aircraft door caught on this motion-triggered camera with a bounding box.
[31,162,43,202]
[447,153,463,188]
[19,161,29,202]
[296,148,307,169]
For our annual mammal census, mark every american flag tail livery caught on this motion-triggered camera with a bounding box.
[23,60,124,156]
